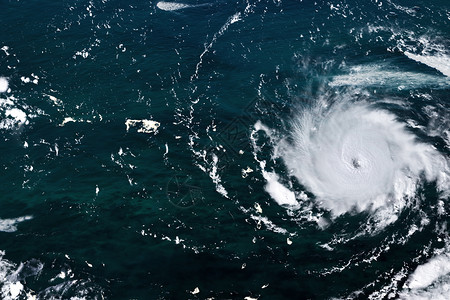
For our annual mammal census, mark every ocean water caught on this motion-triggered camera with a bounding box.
[0,0,449,299]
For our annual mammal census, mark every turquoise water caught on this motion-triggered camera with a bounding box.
[1,0,450,299]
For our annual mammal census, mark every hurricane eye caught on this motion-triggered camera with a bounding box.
[351,158,361,169]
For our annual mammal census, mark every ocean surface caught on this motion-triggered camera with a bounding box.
[1,0,450,299]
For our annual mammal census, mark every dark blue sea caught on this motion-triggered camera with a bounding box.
[1,0,450,299]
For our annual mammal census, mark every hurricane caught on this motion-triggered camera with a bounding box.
[280,98,449,217]
[1,0,450,299]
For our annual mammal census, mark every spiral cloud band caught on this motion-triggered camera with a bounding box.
[281,101,449,216]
